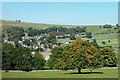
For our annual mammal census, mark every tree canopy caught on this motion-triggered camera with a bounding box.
[100,47,117,67]
[2,43,46,72]
[86,32,92,38]
[48,39,103,73]
[32,52,46,69]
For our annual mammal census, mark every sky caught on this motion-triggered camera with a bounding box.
[2,0,120,2]
[2,2,118,25]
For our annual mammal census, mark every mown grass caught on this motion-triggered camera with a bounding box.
[2,69,118,78]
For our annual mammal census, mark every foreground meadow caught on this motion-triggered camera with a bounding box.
[2,69,118,78]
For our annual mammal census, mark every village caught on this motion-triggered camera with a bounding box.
[3,26,89,60]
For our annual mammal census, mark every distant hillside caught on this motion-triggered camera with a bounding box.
[1,20,102,30]
[2,20,64,30]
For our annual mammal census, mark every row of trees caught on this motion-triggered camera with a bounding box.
[103,24,113,28]
[47,39,117,73]
[2,43,46,71]
[27,27,86,37]
[2,38,117,73]
[4,27,25,41]
[102,24,120,28]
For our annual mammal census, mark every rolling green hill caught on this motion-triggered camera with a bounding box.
[2,20,62,30]
[2,20,118,48]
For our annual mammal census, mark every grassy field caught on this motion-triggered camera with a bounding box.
[2,69,118,78]
[57,38,71,42]
[85,26,118,47]
[2,20,73,30]
[2,20,60,30]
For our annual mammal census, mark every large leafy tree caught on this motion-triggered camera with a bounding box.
[6,27,25,41]
[69,34,76,40]
[2,43,46,72]
[100,47,117,67]
[14,48,33,72]
[86,32,92,38]
[48,39,103,73]
[47,46,63,69]
[32,52,46,69]
[2,43,15,70]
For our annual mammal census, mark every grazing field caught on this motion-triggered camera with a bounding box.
[2,69,118,78]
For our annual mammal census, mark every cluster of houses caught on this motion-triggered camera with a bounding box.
[3,32,73,60]
[3,31,90,51]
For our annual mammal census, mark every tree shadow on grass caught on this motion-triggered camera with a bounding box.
[65,72,103,74]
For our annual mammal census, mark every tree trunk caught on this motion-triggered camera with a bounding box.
[78,68,81,74]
